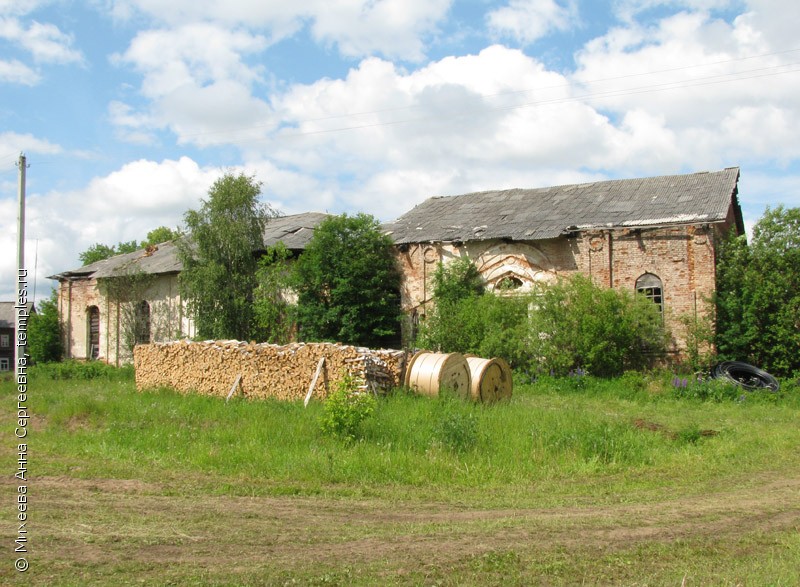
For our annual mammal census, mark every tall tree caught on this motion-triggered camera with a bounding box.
[293,213,401,348]
[715,205,800,375]
[178,172,276,341]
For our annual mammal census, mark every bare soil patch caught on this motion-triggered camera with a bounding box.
[4,472,799,584]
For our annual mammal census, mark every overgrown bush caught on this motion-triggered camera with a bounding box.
[526,275,667,377]
[319,374,377,441]
[30,360,135,381]
[293,213,401,348]
[418,261,667,378]
[27,290,63,363]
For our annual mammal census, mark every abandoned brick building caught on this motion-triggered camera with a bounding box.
[50,168,744,364]
[385,167,744,356]
[49,213,331,365]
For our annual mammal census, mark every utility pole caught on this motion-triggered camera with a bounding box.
[18,152,26,272]
[16,153,27,372]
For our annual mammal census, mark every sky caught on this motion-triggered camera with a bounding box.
[1,0,799,303]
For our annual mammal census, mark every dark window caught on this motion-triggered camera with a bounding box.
[636,273,663,313]
[135,301,151,345]
[496,276,524,291]
[87,306,100,359]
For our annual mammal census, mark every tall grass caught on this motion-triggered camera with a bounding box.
[5,364,799,505]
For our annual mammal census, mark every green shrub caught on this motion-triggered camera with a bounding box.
[30,360,135,381]
[319,374,377,441]
[526,275,667,377]
[27,290,63,363]
[432,396,480,453]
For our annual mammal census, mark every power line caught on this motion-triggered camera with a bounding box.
[191,61,800,146]
[174,47,800,141]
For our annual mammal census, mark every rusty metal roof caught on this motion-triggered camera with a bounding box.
[384,168,742,244]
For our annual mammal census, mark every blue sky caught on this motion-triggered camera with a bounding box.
[1,0,799,302]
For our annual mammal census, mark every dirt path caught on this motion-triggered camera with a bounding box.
[6,473,800,584]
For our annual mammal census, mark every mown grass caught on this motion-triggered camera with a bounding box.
[1,363,799,585]
[7,364,800,504]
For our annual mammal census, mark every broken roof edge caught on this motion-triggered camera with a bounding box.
[47,238,183,281]
[48,212,334,282]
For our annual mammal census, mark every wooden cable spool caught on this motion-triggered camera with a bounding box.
[404,351,472,399]
[465,356,513,403]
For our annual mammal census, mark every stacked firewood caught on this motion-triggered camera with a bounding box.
[133,340,407,401]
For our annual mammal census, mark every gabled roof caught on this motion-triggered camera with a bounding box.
[0,302,35,329]
[49,212,331,281]
[384,168,742,245]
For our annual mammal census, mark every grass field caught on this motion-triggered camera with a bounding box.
[2,364,799,585]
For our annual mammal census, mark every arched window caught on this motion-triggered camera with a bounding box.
[87,306,100,359]
[496,276,524,291]
[135,301,151,345]
[636,273,663,313]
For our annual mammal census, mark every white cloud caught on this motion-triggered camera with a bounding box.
[0,59,40,84]
[309,0,451,61]
[106,0,452,61]
[111,24,277,144]
[572,7,800,173]
[0,157,225,302]
[0,16,83,64]
[0,0,50,18]
[115,24,268,96]
[487,0,578,44]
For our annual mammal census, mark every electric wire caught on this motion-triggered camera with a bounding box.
[173,47,800,142]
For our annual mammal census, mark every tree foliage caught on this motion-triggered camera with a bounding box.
[715,205,800,376]
[292,213,401,348]
[178,172,276,341]
[253,243,295,344]
[526,275,666,377]
[418,260,666,377]
[79,243,119,266]
[431,257,485,305]
[27,290,63,363]
[142,226,182,247]
[79,226,181,266]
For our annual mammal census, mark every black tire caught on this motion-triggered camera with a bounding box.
[711,361,780,392]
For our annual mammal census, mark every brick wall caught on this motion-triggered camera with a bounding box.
[397,219,735,357]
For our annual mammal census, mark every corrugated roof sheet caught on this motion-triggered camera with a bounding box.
[262,212,331,250]
[384,168,741,244]
[48,212,331,281]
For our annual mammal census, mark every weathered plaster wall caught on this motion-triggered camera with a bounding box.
[57,273,195,365]
[396,218,735,356]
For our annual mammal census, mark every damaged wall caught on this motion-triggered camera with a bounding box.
[57,273,195,366]
[396,220,731,356]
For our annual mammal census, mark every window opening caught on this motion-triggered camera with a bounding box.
[135,301,151,345]
[87,306,100,360]
[636,273,663,313]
